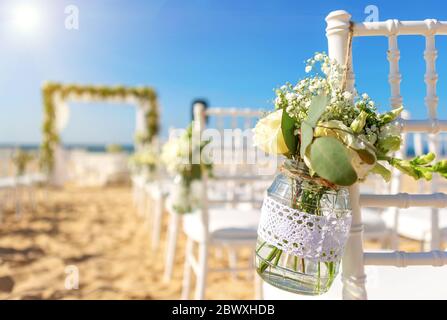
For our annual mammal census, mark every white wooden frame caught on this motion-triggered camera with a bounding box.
[326,10,447,300]
[51,93,153,186]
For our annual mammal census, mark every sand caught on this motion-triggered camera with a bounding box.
[0,185,421,300]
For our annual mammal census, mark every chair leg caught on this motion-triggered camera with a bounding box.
[254,271,263,300]
[29,185,35,213]
[163,212,180,282]
[214,247,224,260]
[151,196,164,252]
[228,249,238,280]
[15,186,22,220]
[194,242,208,300]
[181,237,194,300]
[0,193,4,224]
[143,194,152,228]
[138,188,145,216]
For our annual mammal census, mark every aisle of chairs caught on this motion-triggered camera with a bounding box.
[0,173,47,222]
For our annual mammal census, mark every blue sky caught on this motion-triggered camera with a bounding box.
[1,0,447,145]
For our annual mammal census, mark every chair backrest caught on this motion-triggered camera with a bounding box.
[326,10,447,300]
[193,102,271,236]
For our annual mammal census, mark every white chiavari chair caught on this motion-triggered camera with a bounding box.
[263,10,447,300]
[163,103,271,284]
[173,102,272,299]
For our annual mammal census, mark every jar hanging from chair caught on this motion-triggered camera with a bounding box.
[255,160,352,295]
[170,175,203,214]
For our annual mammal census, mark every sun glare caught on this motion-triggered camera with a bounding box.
[12,4,42,33]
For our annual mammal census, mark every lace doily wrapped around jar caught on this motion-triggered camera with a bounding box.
[258,196,352,262]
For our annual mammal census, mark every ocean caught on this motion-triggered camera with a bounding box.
[0,144,135,154]
[1,132,447,157]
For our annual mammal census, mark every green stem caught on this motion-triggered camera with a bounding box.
[258,247,279,274]
[273,250,283,266]
[256,241,266,254]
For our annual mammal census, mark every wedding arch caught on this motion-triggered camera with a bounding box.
[40,82,159,185]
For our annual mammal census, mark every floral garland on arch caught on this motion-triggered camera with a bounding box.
[252,52,447,296]
[40,82,159,173]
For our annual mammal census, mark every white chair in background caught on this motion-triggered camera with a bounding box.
[163,103,270,283]
[144,178,171,252]
[131,175,147,217]
[180,102,273,300]
[263,10,447,300]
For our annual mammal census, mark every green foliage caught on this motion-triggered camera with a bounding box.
[350,111,368,133]
[281,107,298,155]
[106,144,124,153]
[371,163,391,182]
[378,136,402,154]
[309,137,358,186]
[387,153,447,181]
[378,106,404,126]
[300,94,328,159]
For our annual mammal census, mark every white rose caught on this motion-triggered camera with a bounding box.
[253,109,289,155]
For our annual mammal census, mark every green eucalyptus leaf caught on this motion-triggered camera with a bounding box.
[307,94,328,127]
[310,137,358,186]
[299,94,328,159]
[281,108,298,154]
[300,122,313,159]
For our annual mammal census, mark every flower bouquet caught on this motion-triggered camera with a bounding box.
[161,124,212,214]
[253,53,447,295]
[129,146,158,182]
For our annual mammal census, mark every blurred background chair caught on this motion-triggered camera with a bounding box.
[166,101,273,299]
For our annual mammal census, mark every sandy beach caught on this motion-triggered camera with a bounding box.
[0,183,424,300]
[0,185,258,299]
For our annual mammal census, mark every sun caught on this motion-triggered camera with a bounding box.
[12,3,42,33]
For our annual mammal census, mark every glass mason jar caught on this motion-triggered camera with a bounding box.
[255,160,351,295]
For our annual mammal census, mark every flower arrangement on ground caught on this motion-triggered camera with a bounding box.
[253,52,447,295]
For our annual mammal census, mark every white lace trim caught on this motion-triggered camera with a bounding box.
[258,196,352,262]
